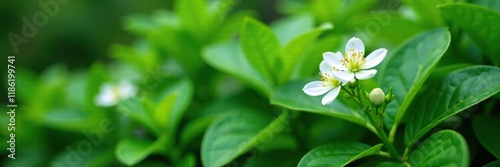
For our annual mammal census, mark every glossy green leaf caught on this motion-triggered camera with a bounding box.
[473,115,500,159]
[201,109,288,167]
[154,79,193,134]
[270,80,371,132]
[278,23,332,83]
[408,130,468,167]
[298,142,383,167]
[241,17,281,84]
[439,3,500,65]
[202,42,273,96]
[377,28,450,131]
[115,135,168,166]
[405,66,500,147]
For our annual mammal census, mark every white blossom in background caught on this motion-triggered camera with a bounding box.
[303,61,345,105]
[324,37,387,82]
[94,81,137,107]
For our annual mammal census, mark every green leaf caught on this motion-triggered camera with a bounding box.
[175,0,210,40]
[115,135,168,166]
[122,10,177,36]
[202,42,273,96]
[377,28,450,130]
[110,43,157,70]
[485,160,500,167]
[241,17,281,84]
[118,98,159,134]
[270,80,371,131]
[201,109,288,167]
[179,153,196,167]
[473,115,500,159]
[270,14,314,45]
[42,108,103,131]
[471,0,500,12]
[439,3,500,65]
[405,66,500,147]
[154,79,193,134]
[212,11,256,42]
[278,23,332,83]
[298,142,383,167]
[408,130,468,167]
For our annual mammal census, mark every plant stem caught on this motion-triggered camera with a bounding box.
[351,80,401,161]
[363,108,401,161]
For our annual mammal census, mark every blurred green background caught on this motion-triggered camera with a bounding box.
[1,0,498,166]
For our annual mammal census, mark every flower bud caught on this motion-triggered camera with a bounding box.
[369,88,385,106]
[385,87,394,103]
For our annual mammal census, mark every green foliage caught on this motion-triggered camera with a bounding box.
[116,135,168,166]
[377,28,451,130]
[407,130,469,166]
[203,42,273,95]
[201,109,289,167]
[473,115,500,159]
[271,80,371,131]
[240,17,281,85]
[298,142,383,167]
[7,0,500,166]
[439,3,500,65]
[405,66,500,147]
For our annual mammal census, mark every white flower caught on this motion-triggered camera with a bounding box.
[94,81,137,107]
[323,37,387,82]
[303,61,343,105]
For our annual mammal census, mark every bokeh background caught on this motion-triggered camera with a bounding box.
[1,0,499,166]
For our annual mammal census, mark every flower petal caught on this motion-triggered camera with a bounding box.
[322,86,341,105]
[362,48,387,69]
[331,70,355,82]
[303,81,331,96]
[119,81,137,98]
[355,69,377,80]
[323,52,347,70]
[95,91,117,107]
[345,37,364,55]
[319,61,332,75]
